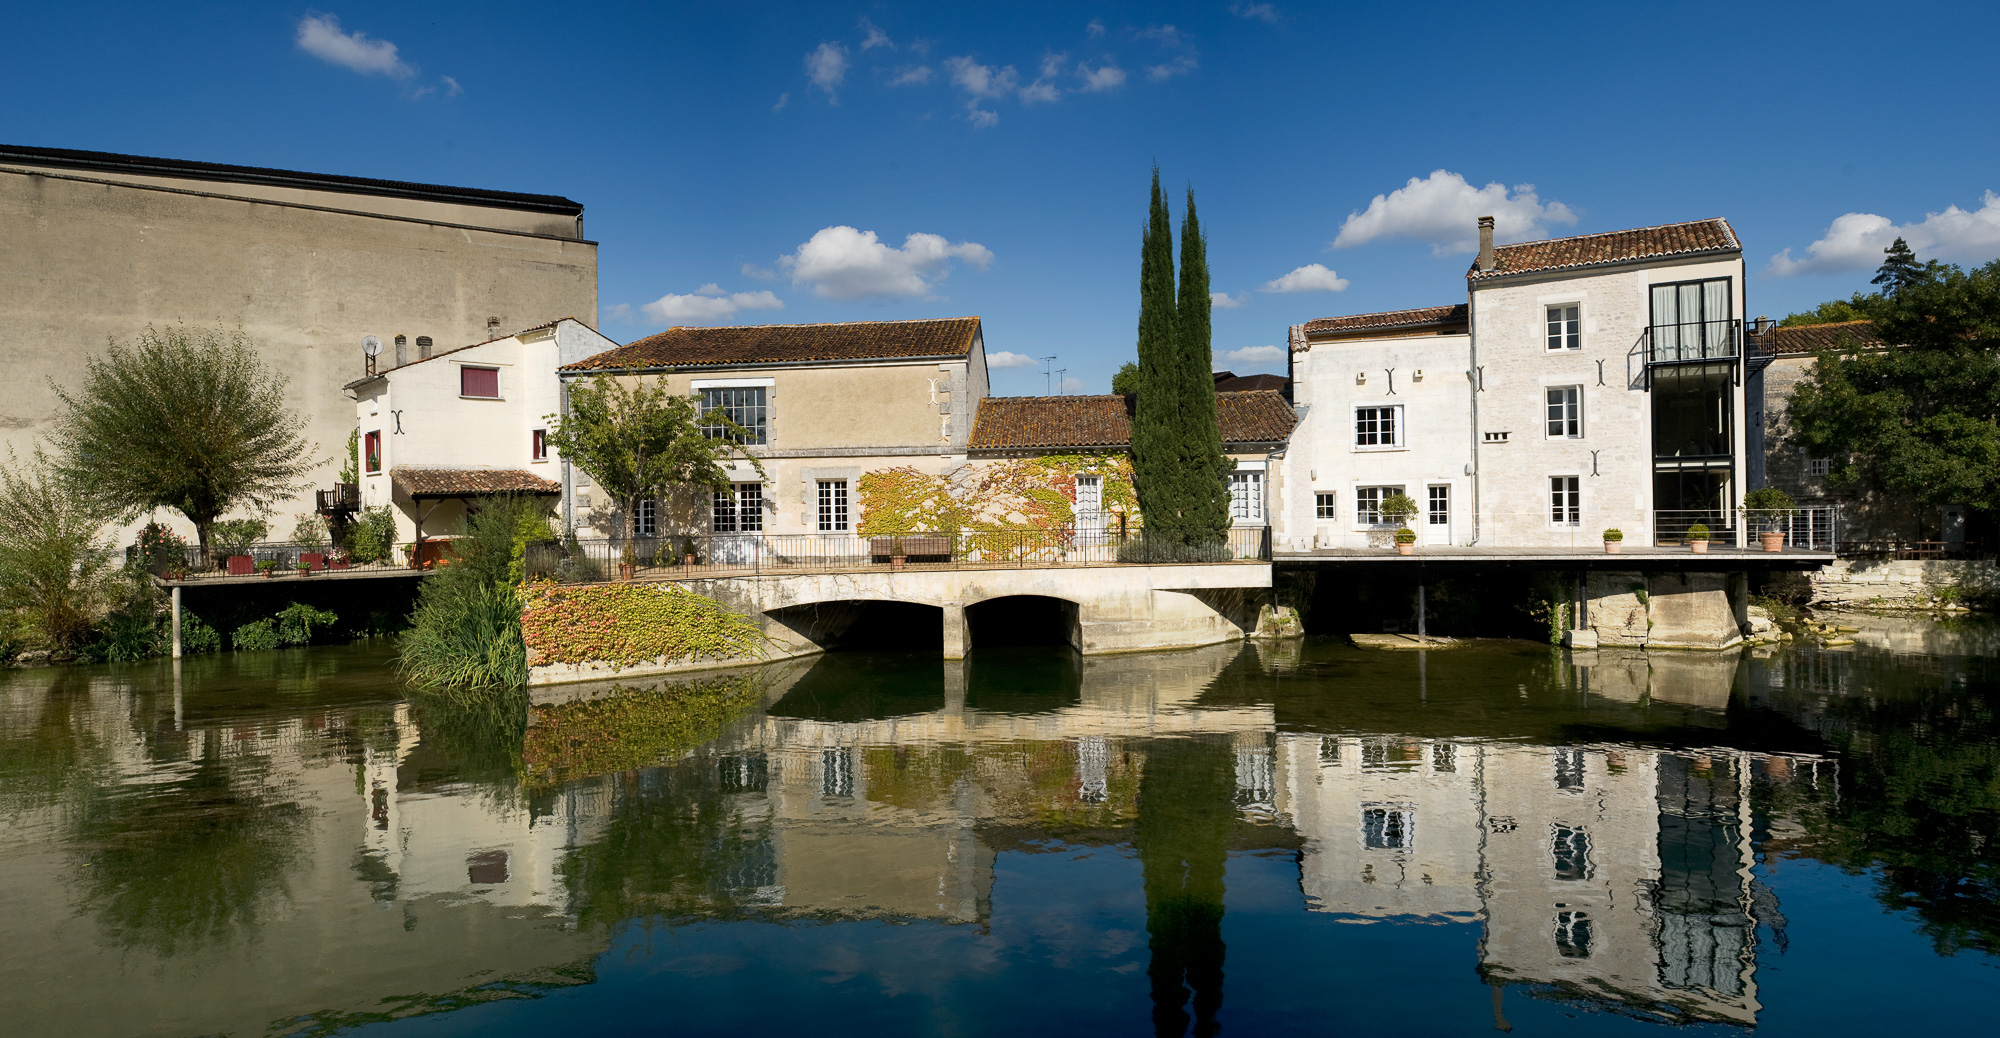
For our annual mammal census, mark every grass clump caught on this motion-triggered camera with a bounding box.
[397,495,552,693]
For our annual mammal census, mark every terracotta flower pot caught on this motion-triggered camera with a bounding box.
[1759,531,1785,552]
[891,555,906,571]
[1604,541,1621,553]
[683,553,696,567]
[619,562,636,581]
[1690,540,1709,554]
[1396,542,1414,555]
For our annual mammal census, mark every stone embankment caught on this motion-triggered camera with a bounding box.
[1809,558,1999,609]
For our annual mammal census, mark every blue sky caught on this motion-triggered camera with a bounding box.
[7,1,1999,394]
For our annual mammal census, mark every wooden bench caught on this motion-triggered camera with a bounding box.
[869,535,953,561]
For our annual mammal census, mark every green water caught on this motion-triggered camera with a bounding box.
[1,615,1996,1036]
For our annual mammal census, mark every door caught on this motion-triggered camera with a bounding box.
[1425,484,1453,545]
[1073,475,1106,545]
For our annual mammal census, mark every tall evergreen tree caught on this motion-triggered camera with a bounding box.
[1130,169,1182,535]
[1873,237,1924,294]
[1175,189,1233,541]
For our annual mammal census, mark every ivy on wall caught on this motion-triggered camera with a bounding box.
[856,455,1141,540]
[521,580,763,668]
[522,673,766,786]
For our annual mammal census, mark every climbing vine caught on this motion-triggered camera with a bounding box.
[520,579,763,668]
[856,455,1141,543]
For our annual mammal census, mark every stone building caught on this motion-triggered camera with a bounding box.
[0,143,597,537]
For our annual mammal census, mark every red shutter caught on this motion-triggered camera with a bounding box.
[461,366,500,397]
[532,429,546,460]
[364,431,382,473]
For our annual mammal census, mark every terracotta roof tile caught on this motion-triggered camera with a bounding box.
[1468,218,1739,281]
[391,467,561,497]
[1302,304,1468,336]
[1749,320,1884,355]
[970,391,1296,450]
[1212,372,1291,393]
[561,317,981,371]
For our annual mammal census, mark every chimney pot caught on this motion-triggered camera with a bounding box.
[1476,216,1496,272]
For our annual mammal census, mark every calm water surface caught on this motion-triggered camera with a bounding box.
[2,616,1997,1036]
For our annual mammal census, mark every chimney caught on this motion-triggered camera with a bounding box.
[416,335,433,359]
[1476,216,1496,272]
[393,334,407,367]
[1753,315,1771,335]
[487,316,501,338]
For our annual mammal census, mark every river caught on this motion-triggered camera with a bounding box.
[1,614,1995,1036]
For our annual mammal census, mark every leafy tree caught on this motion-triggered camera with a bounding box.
[1787,259,2000,518]
[0,450,119,653]
[48,325,318,566]
[1873,236,1925,294]
[339,428,360,485]
[1112,361,1141,396]
[1173,189,1233,541]
[1779,293,1882,327]
[1130,169,1182,540]
[543,375,764,548]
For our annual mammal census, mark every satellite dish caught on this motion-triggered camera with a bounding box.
[362,335,383,357]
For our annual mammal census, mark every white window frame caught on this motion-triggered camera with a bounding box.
[1074,474,1103,513]
[1427,485,1450,526]
[1228,470,1264,524]
[634,497,658,537]
[712,482,764,533]
[1353,404,1406,450]
[1545,385,1583,439]
[1354,485,1405,526]
[816,479,849,532]
[1546,304,1581,351]
[1805,455,1832,477]
[1315,492,1337,520]
[1549,476,1581,527]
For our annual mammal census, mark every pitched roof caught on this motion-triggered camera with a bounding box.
[969,391,1296,450]
[1749,319,1884,355]
[341,317,581,390]
[1468,218,1739,282]
[1212,372,1291,393]
[391,467,561,498]
[1302,304,1469,337]
[0,143,583,216]
[561,317,982,372]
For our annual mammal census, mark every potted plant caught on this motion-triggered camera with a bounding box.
[1686,523,1711,554]
[1743,487,1796,553]
[1394,527,1417,555]
[890,534,907,571]
[1379,493,1420,552]
[327,548,352,571]
[255,559,279,578]
[680,535,699,569]
[296,560,313,577]
[1602,528,1623,554]
[619,539,638,581]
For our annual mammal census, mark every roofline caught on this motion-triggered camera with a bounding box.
[559,352,972,377]
[0,143,583,216]
[1467,218,1740,283]
[342,317,589,390]
[968,440,1287,454]
[1301,305,1470,338]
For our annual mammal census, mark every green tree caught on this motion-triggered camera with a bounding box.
[0,450,119,653]
[1779,293,1882,327]
[1137,736,1233,1035]
[1173,188,1233,542]
[543,375,764,547]
[1787,259,2000,519]
[48,325,318,566]
[1130,169,1182,540]
[1872,236,1925,294]
[1112,361,1142,396]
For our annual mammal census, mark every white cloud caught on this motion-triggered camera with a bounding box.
[966,106,999,128]
[779,226,994,301]
[1057,376,1088,395]
[1136,24,1187,46]
[1220,345,1286,369]
[640,286,784,324]
[1087,19,1107,39]
[772,92,789,112]
[1261,264,1349,293]
[1020,52,1064,103]
[441,75,462,97]
[1147,55,1198,81]
[806,42,849,101]
[987,350,1037,369]
[1769,192,2000,275]
[1078,63,1126,91]
[946,55,1018,98]
[1332,170,1577,253]
[296,14,415,79]
[888,65,933,86]
[601,303,634,325]
[1230,3,1279,23]
[1211,291,1245,309]
[859,18,894,51]
[741,262,776,281]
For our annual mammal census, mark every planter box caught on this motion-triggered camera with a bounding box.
[328,559,351,571]
[227,555,255,576]
[300,552,326,572]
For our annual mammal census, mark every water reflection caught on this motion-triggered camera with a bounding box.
[0,626,1995,1036]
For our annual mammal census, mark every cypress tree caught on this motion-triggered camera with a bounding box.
[1131,169,1182,537]
[1175,189,1232,543]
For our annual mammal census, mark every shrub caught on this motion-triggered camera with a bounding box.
[1686,523,1711,541]
[398,584,526,691]
[290,512,328,546]
[274,602,337,645]
[135,522,190,573]
[0,450,119,654]
[350,506,398,564]
[1379,493,1420,526]
[232,618,279,651]
[520,580,762,668]
[211,517,268,558]
[1394,527,1417,544]
[181,612,221,654]
[1114,535,1234,563]
[1742,487,1797,526]
[1602,528,1624,542]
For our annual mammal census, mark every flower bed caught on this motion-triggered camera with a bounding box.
[520,579,763,669]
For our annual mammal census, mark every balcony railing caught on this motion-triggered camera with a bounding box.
[525,527,1272,584]
[132,540,415,580]
[316,482,361,513]
[1629,319,1743,387]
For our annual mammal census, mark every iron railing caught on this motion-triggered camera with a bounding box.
[525,526,1272,584]
[133,539,415,579]
[316,482,361,513]
[1629,319,1744,387]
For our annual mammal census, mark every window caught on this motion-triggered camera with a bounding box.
[634,498,657,537]
[1427,485,1449,526]
[531,429,547,461]
[1315,492,1337,520]
[1546,386,1582,438]
[712,483,764,533]
[1554,911,1594,959]
[817,480,849,532]
[1355,485,1404,525]
[1552,825,1593,881]
[1074,474,1102,513]
[1354,405,1403,448]
[363,430,382,474]
[1229,471,1263,522]
[1554,747,1586,790]
[822,747,854,798]
[700,386,768,444]
[1649,277,1734,360]
[1361,805,1415,850]
[1432,742,1457,773]
[1806,456,1832,477]
[1484,430,1512,443]
[1546,305,1580,350]
[460,365,500,398]
[1549,476,1580,526]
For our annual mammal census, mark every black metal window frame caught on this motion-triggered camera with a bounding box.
[699,386,769,445]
